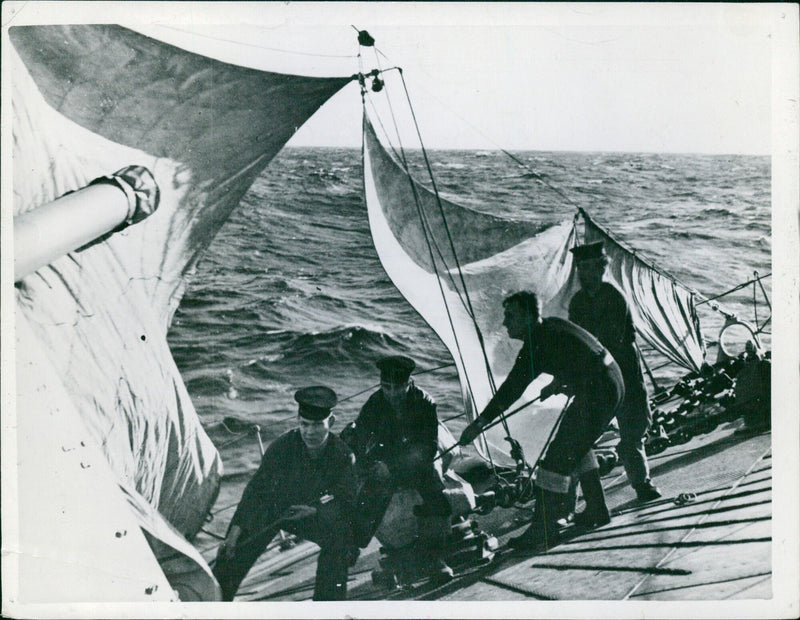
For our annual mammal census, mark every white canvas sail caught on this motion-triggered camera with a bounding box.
[363,115,576,464]
[13,313,176,603]
[362,113,708,466]
[583,210,705,371]
[9,24,349,599]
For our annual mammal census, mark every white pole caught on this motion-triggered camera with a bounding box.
[14,167,158,282]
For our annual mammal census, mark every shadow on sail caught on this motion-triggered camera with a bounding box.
[10,24,350,600]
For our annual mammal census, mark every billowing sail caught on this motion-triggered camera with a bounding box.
[583,209,704,371]
[10,24,349,599]
[544,210,705,374]
[362,114,707,466]
[363,116,576,463]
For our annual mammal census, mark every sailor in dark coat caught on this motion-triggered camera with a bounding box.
[458,291,625,550]
[213,386,359,601]
[342,355,454,581]
[568,241,661,503]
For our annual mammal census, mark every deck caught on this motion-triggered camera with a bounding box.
[201,420,772,603]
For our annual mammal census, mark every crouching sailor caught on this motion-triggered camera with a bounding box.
[213,386,359,601]
[342,355,454,582]
[458,291,625,551]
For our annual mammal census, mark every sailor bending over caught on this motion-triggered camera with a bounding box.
[569,241,661,504]
[458,291,624,550]
[213,386,359,601]
[342,355,454,582]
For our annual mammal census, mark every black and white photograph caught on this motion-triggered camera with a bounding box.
[2,2,798,619]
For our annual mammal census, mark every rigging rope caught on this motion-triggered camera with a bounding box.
[358,45,513,471]
[361,69,486,433]
[384,66,583,210]
[363,70,475,312]
[364,91,485,335]
[694,272,771,306]
[356,35,559,465]
[359,60,479,320]
[755,271,772,319]
[337,362,456,404]
[155,24,359,59]
[396,70,503,402]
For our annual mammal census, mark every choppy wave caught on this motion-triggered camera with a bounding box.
[169,145,771,479]
[284,324,400,357]
[699,207,736,218]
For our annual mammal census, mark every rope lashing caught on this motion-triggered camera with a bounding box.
[694,272,771,307]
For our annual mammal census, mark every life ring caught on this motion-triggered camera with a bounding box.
[716,317,761,363]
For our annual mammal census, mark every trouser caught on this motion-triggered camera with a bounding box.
[355,452,451,547]
[515,383,620,550]
[536,388,618,503]
[213,508,354,601]
[615,378,653,487]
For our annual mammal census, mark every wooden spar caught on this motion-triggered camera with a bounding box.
[14,165,159,282]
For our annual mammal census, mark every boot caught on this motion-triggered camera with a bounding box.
[312,547,349,601]
[633,480,662,502]
[416,514,454,583]
[573,469,611,528]
[508,487,564,552]
[558,475,579,526]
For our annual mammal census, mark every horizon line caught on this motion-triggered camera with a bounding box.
[283,144,771,157]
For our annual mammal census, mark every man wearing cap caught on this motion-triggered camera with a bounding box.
[458,291,625,551]
[343,355,454,582]
[569,241,661,506]
[213,386,359,601]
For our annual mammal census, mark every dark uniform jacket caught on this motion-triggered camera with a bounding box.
[480,316,624,425]
[229,429,358,536]
[348,383,438,473]
[568,281,642,381]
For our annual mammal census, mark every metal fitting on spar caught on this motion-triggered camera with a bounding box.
[13,165,160,283]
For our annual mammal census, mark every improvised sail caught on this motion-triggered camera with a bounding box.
[362,112,707,465]
[547,208,705,373]
[10,24,349,600]
[363,115,577,463]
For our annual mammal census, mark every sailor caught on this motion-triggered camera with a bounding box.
[213,386,359,601]
[458,291,625,550]
[569,241,662,504]
[342,355,454,582]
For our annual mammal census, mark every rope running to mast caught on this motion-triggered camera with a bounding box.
[362,74,480,325]
[357,32,519,462]
[361,42,522,448]
[354,47,486,429]
[359,52,485,436]
[396,69,503,398]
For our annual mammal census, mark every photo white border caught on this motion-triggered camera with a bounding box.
[2,3,797,619]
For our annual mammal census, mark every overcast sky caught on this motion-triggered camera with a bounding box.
[293,17,775,155]
[5,2,791,154]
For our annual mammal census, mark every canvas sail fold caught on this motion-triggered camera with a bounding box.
[10,24,348,598]
[13,314,177,603]
[583,210,705,372]
[545,210,705,374]
[363,115,575,463]
[362,114,707,466]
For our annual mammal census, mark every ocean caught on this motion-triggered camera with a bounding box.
[166,147,771,514]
